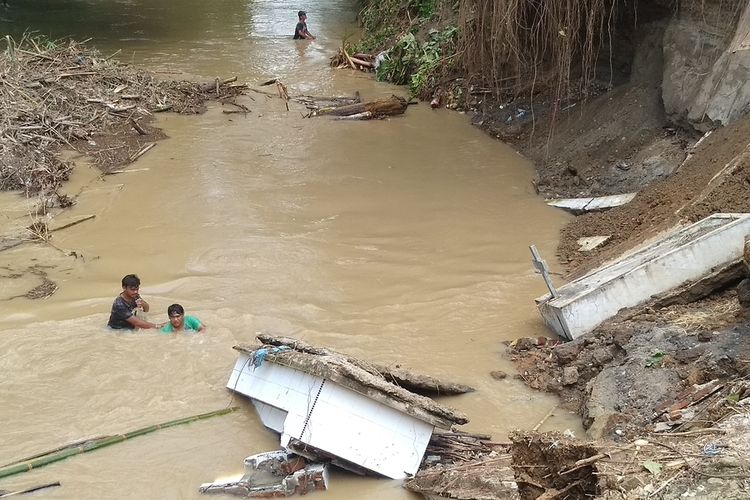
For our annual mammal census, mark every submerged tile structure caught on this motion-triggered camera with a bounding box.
[225,335,468,480]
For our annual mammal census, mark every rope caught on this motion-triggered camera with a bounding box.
[252,345,291,369]
[225,346,291,408]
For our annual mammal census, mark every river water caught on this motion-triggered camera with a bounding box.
[0,1,576,498]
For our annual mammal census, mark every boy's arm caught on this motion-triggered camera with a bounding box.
[126,315,160,329]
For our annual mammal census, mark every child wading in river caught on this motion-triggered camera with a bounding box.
[161,303,205,333]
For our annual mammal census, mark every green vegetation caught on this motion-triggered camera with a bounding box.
[356,0,621,108]
[355,0,457,97]
[376,26,457,97]
[4,33,57,63]
[645,351,665,368]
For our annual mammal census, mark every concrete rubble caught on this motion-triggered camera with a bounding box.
[200,451,328,498]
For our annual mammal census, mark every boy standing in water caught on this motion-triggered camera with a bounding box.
[107,274,161,330]
[293,10,315,40]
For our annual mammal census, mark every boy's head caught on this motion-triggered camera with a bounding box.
[121,274,140,300]
[167,303,185,317]
[121,274,140,289]
[167,304,185,329]
[298,10,306,20]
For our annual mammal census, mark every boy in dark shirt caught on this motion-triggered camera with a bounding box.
[294,10,315,40]
[107,274,161,330]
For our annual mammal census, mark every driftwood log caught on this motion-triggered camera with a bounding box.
[314,95,407,119]
[330,45,375,72]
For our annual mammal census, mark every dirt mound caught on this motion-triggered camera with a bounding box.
[474,56,750,275]
[511,431,599,499]
[510,290,750,439]
[557,112,750,273]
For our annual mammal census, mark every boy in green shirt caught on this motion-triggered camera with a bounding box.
[161,304,205,333]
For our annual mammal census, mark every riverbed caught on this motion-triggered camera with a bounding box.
[0,0,576,498]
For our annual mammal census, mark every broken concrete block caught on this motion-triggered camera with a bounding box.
[547,193,637,214]
[738,278,750,308]
[577,236,611,252]
[199,452,329,498]
[562,366,580,386]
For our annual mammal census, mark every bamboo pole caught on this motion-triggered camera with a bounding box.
[0,407,238,479]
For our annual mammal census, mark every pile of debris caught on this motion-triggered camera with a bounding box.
[306,94,409,120]
[405,431,518,499]
[329,44,375,72]
[200,450,328,498]
[0,35,245,197]
[407,420,750,499]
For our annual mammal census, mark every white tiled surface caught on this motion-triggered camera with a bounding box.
[227,354,433,479]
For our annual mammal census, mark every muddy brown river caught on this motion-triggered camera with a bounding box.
[0,1,578,498]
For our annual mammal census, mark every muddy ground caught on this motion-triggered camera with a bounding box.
[473,77,750,275]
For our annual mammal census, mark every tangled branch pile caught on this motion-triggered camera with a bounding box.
[458,0,619,105]
[0,35,245,196]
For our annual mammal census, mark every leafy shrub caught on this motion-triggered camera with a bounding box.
[376,26,457,97]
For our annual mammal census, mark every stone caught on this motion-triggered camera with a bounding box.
[698,330,713,342]
[562,366,580,386]
[513,337,536,351]
[737,278,750,308]
[674,345,706,362]
[554,342,584,364]
[611,329,633,347]
[620,476,642,491]
[592,347,614,365]
[490,370,508,380]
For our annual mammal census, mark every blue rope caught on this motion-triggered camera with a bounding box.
[251,345,290,369]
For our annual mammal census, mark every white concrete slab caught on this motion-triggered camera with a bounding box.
[577,236,611,252]
[294,379,433,479]
[537,213,750,340]
[547,193,637,214]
